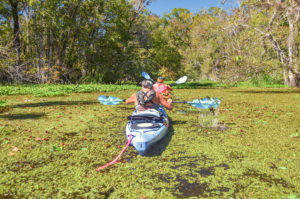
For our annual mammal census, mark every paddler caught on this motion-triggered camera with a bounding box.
[125,80,172,111]
[153,77,173,100]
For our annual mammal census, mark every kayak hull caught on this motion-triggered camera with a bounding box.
[125,107,169,155]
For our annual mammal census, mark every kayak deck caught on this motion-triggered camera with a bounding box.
[125,107,169,155]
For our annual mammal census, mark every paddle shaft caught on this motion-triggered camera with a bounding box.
[114,100,208,105]
[119,98,183,103]
[172,101,188,104]
[169,92,179,98]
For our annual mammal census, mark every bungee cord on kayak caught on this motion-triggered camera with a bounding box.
[96,134,133,171]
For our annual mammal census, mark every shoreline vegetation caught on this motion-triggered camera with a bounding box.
[0,81,292,97]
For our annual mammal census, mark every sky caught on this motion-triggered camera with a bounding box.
[147,0,240,16]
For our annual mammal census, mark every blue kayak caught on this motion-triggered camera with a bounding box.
[125,106,169,155]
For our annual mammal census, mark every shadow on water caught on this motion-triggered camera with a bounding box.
[242,169,294,188]
[0,113,45,120]
[153,154,231,198]
[13,100,97,108]
[144,117,175,157]
[174,176,208,198]
[171,120,187,125]
[173,175,230,198]
[154,173,230,198]
[231,90,300,94]
[0,195,14,199]
[71,187,114,199]
[64,132,78,137]
[99,187,114,199]
[229,169,296,198]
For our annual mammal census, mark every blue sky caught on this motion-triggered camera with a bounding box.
[147,0,239,16]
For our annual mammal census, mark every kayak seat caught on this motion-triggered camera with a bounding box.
[134,109,160,117]
[130,123,161,130]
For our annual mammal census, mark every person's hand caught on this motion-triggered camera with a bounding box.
[167,99,172,103]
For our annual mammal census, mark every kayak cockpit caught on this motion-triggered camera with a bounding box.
[125,107,169,155]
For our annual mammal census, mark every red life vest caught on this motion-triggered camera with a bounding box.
[153,83,168,93]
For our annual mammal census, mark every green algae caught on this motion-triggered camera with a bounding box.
[0,88,299,198]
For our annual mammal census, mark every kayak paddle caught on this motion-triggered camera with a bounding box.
[142,71,154,82]
[172,98,221,109]
[98,96,125,105]
[142,71,187,86]
[142,71,187,98]
[169,76,187,98]
[170,76,188,86]
[98,96,221,109]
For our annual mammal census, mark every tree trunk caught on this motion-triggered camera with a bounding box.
[58,30,71,67]
[9,0,21,64]
[24,4,31,54]
[58,2,81,67]
[289,70,297,86]
[33,13,41,82]
[283,67,289,85]
[39,29,45,83]
[286,8,298,86]
[49,28,53,69]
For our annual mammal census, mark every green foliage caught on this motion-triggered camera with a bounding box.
[0,84,139,97]
[0,81,289,98]
[0,100,9,113]
[0,100,7,107]
[0,0,299,86]
[286,194,300,199]
[248,74,283,87]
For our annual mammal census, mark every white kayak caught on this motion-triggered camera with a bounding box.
[125,106,169,155]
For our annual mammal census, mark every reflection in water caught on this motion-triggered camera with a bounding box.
[198,108,218,127]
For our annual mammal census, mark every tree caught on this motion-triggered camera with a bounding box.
[239,0,300,86]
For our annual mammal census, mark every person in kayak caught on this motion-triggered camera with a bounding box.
[125,80,172,111]
[153,77,172,99]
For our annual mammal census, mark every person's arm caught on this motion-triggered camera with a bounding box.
[167,85,173,91]
[125,93,136,104]
[157,93,172,110]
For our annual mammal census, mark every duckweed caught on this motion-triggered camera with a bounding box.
[0,87,299,198]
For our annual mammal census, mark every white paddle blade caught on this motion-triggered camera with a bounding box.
[175,76,187,84]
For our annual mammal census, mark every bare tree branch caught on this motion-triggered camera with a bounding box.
[267,6,278,31]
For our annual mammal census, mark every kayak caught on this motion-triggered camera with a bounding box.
[125,106,169,155]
